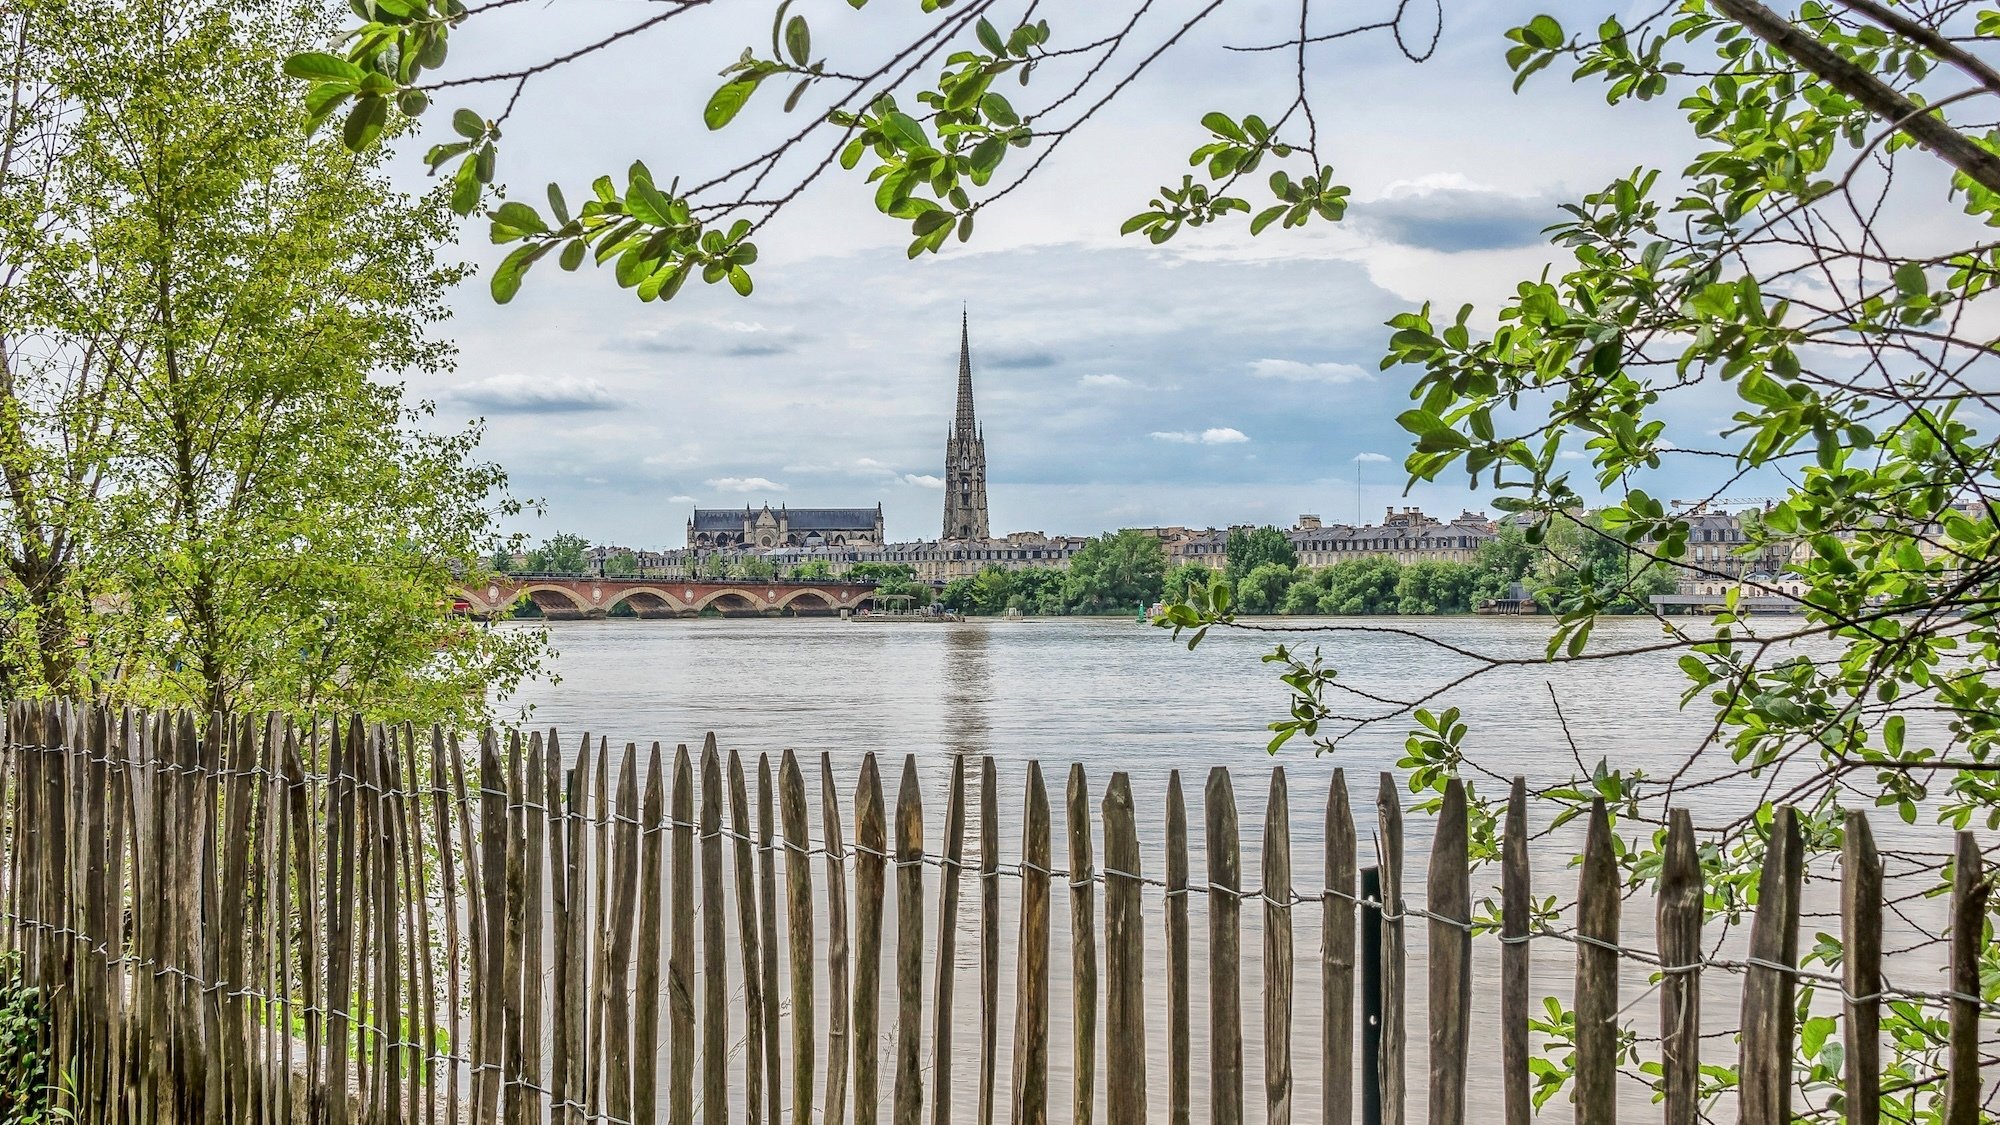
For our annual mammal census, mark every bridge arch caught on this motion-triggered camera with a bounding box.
[517,583,594,620]
[695,587,769,617]
[776,588,845,616]
[609,588,689,619]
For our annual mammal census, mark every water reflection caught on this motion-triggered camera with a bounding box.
[939,623,991,756]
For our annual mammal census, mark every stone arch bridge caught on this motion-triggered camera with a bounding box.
[458,576,881,620]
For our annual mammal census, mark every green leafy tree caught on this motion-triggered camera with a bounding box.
[1223,526,1297,585]
[1001,567,1063,615]
[727,554,777,581]
[528,533,590,576]
[848,562,915,585]
[602,549,640,577]
[787,558,834,581]
[1394,561,1478,615]
[1278,570,1328,615]
[938,577,977,615]
[970,565,1016,615]
[1233,562,1297,615]
[1316,557,1403,615]
[1162,562,1217,605]
[1470,524,1534,600]
[488,549,519,576]
[1063,530,1167,614]
[0,0,538,724]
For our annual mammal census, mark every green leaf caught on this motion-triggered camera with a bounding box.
[491,243,544,304]
[727,265,753,296]
[704,76,762,130]
[976,17,1005,55]
[493,201,547,236]
[982,92,1019,127]
[450,159,482,216]
[785,15,811,65]
[341,95,390,151]
[284,52,364,83]
[452,108,485,138]
[1200,111,1243,141]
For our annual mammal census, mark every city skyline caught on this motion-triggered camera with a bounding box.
[408,5,1799,549]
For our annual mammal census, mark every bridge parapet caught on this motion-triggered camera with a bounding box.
[458,576,879,620]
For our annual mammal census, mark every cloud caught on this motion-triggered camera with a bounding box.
[1358,176,1559,252]
[987,349,1058,369]
[725,342,795,357]
[668,495,698,503]
[707,476,786,493]
[1080,373,1135,388]
[452,373,619,413]
[1557,450,1588,461]
[1248,359,1373,384]
[1352,451,1392,463]
[902,474,945,489]
[1152,428,1250,445]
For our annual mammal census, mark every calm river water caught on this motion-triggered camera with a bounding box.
[496,616,1956,1122]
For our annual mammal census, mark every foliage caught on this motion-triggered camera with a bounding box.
[938,576,976,615]
[602,549,639,577]
[1162,562,1217,604]
[0,953,57,1124]
[726,554,778,581]
[786,558,834,581]
[1223,526,1297,584]
[1233,562,1297,615]
[1315,556,1404,615]
[1061,530,1167,613]
[1,0,540,726]
[523,533,590,575]
[1394,561,1478,615]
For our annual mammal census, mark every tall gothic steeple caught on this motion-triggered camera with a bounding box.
[943,309,990,541]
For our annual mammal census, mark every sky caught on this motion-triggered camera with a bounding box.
[385,0,1757,550]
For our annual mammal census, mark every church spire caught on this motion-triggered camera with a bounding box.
[943,308,991,541]
[954,306,977,436]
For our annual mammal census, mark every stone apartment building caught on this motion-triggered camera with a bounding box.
[1290,507,1498,568]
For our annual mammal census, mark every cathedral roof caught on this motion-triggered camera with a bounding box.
[689,507,878,531]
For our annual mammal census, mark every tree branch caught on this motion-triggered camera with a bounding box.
[1711,0,2000,195]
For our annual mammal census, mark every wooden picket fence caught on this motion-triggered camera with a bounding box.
[0,699,1991,1125]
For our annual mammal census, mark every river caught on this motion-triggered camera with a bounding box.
[492,615,1957,1122]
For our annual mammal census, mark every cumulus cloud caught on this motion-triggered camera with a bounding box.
[452,373,619,413]
[1248,359,1373,384]
[1352,451,1392,463]
[1152,428,1250,445]
[902,474,945,488]
[707,476,786,493]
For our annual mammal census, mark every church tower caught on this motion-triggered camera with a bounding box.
[943,311,990,541]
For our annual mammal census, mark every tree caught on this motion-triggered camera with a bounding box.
[1223,527,1297,585]
[488,549,519,575]
[1233,562,1296,615]
[848,562,915,585]
[603,549,640,577]
[1394,561,1477,615]
[1008,567,1068,615]
[0,0,538,724]
[527,533,590,576]
[728,554,777,581]
[787,558,834,581]
[1162,562,1216,605]
[1470,524,1533,600]
[938,577,977,616]
[970,565,1015,615]
[1316,557,1402,615]
[1063,530,1166,613]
